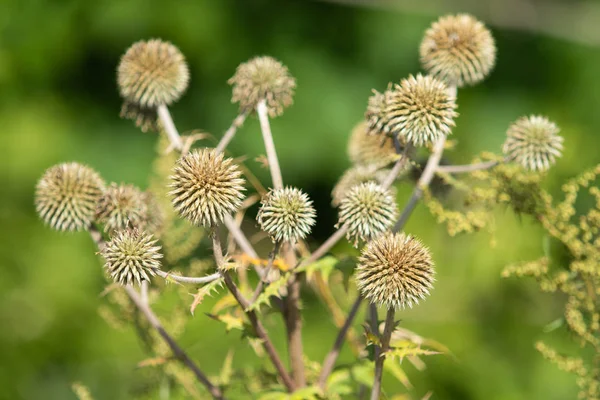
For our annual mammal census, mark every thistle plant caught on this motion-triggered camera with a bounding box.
[34,12,594,400]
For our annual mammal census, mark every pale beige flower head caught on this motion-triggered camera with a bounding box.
[229,56,296,117]
[356,232,435,309]
[348,120,400,168]
[120,101,160,133]
[95,183,148,234]
[257,187,316,243]
[169,149,246,227]
[338,182,398,246]
[118,39,189,107]
[503,115,563,172]
[101,229,162,286]
[35,162,105,232]
[331,165,393,207]
[420,14,496,87]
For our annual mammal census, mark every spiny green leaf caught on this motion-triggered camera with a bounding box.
[206,313,244,332]
[246,274,289,312]
[189,278,224,315]
[387,346,441,361]
[297,255,338,281]
[384,360,412,389]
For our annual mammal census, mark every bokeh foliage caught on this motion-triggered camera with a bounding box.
[2,0,600,399]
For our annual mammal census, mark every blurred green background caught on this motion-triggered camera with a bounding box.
[2,0,600,398]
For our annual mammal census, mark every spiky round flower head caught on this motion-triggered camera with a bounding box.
[101,229,162,286]
[503,115,563,172]
[365,89,390,135]
[338,182,398,246]
[356,232,435,310]
[95,183,147,234]
[117,39,189,108]
[141,191,164,236]
[331,165,393,207]
[348,120,399,168]
[420,14,496,87]
[257,187,316,243]
[169,149,246,227]
[385,74,458,146]
[228,56,296,118]
[120,101,159,133]
[35,162,105,232]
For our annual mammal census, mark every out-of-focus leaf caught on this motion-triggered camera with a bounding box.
[246,274,289,312]
[189,278,223,315]
[387,346,441,361]
[297,256,338,281]
[219,350,234,386]
[206,313,244,332]
[384,360,412,389]
[350,362,374,388]
[137,356,169,368]
[325,370,353,396]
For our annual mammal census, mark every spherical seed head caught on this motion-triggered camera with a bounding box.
[169,149,246,227]
[95,183,147,234]
[35,162,105,232]
[228,56,296,118]
[385,74,457,146]
[117,39,189,107]
[331,165,393,207]
[365,89,389,135]
[356,232,435,310]
[120,101,160,133]
[141,191,164,236]
[338,182,398,246]
[101,229,162,286]
[502,115,563,172]
[348,120,399,168]
[257,187,316,243]
[420,14,496,87]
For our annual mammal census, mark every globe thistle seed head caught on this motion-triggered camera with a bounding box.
[101,229,162,286]
[365,89,390,135]
[169,149,246,227]
[420,14,496,87]
[348,120,400,168]
[257,187,316,243]
[120,101,159,133]
[356,232,435,310]
[95,183,147,234]
[338,182,398,246]
[118,39,189,108]
[503,115,563,172]
[141,191,165,236]
[331,165,394,207]
[228,56,296,118]
[385,74,458,146]
[35,162,105,232]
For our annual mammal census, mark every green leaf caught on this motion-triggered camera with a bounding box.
[189,278,223,315]
[387,346,441,361]
[384,360,412,389]
[325,370,353,396]
[246,274,289,312]
[218,350,234,385]
[206,313,244,332]
[297,256,338,281]
[350,362,374,388]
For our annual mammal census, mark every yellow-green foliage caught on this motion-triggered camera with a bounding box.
[503,164,600,400]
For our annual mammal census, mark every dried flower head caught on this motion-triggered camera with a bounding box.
[120,101,160,133]
[338,182,398,246]
[35,162,105,232]
[503,115,563,172]
[365,89,390,135]
[356,232,435,309]
[95,183,148,234]
[332,165,393,207]
[101,229,162,286]
[420,14,496,87]
[141,191,164,236]
[117,39,189,107]
[348,120,399,168]
[229,56,296,117]
[257,187,316,243]
[385,74,457,146]
[169,149,245,227]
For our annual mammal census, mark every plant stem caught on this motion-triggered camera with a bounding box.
[155,270,222,285]
[89,227,223,399]
[157,104,183,151]
[211,228,296,392]
[370,308,395,400]
[436,160,499,174]
[215,112,249,154]
[369,304,380,359]
[318,296,364,390]
[249,241,282,304]
[284,273,306,387]
[141,280,149,304]
[257,99,283,190]
[126,286,225,399]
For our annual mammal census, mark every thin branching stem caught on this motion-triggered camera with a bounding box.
[436,160,499,174]
[215,111,249,155]
[212,227,296,392]
[249,241,282,304]
[157,104,183,151]
[89,227,223,399]
[155,270,222,284]
[370,308,395,400]
[257,100,284,190]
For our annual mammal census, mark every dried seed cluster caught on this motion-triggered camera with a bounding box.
[356,232,435,309]
[118,39,189,108]
[35,162,105,232]
[170,149,246,227]
[95,183,148,234]
[331,165,392,207]
[348,120,399,168]
[338,182,398,246]
[420,14,496,87]
[101,229,162,286]
[120,101,160,133]
[502,115,563,172]
[257,187,316,243]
